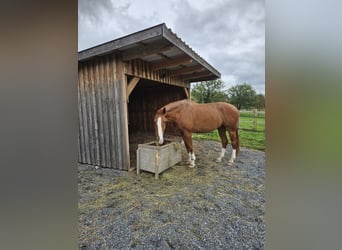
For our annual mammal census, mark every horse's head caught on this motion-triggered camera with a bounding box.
[153,107,167,145]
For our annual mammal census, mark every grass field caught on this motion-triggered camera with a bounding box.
[193,111,265,151]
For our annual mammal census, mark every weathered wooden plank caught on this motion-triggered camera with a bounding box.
[89,60,100,166]
[77,66,86,163]
[141,60,146,78]
[181,71,213,81]
[107,55,120,169]
[112,55,121,169]
[188,75,218,82]
[105,55,117,167]
[100,57,111,167]
[117,58,130,170]
[169,65,203,76]
[77,127,81,162]
[79,65,91,164]
[94,59,106,167]
[183,87,190,99]
[85,62,95,164]
[106,55,117,169]
[78,24,163,61]
[121,42,173,61]
[138,60,143,78]
[126,77,140,99]
[83,63,91,163]
[116,61,124,169]
[125,59,190,89]
[150,55,192,71]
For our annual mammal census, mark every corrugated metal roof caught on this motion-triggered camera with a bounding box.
[78,23,221,82]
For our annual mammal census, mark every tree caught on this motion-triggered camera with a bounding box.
[255,94,265,110]
[227,83,257,110]
[191,80,227,103]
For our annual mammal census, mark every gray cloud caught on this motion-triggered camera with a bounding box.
[78,0,114,22]
[171,0,264,92]
[78,0,265,93]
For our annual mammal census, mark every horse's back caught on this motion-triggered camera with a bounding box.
[193,101,238,116]
[184,101,238,131]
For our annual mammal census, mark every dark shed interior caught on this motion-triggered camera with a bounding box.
[127,76,187,167]
[128,77,186,133]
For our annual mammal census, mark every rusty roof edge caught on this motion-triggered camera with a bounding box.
[161,24,221,79]
[78,23,165,61]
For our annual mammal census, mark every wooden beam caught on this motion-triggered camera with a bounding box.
[122,43,173,61]
[169,65,204,76]
[183,88,190,99]
[126,77,140,99]
[188,75,218,82]
[162,24,221,78]
[181,71,213,81]
[78,24,164,61]
[150,55,193,71]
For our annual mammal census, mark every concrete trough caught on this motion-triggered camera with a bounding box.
[136,140,182,179]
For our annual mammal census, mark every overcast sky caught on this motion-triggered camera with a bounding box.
[78,0,265,94]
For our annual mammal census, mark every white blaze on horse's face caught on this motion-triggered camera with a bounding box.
[156,117,164,145]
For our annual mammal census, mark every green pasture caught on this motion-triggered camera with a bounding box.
[193,111,265,151]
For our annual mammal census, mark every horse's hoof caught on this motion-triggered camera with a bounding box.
[215,158,222,163]
[189,161,196,168]
[228,161,234,165]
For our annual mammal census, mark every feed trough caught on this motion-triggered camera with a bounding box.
[136,140,182,179]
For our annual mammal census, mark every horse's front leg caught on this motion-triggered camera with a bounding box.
[182,131,196,167]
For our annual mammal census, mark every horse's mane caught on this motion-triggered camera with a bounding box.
[164,99,189,113]
[155,99,190,115]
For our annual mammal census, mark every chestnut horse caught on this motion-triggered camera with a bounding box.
[153,99,240,167]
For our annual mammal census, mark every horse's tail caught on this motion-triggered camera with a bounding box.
[235,114,240,156]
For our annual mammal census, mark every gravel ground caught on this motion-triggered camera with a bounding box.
[78,139,265,249]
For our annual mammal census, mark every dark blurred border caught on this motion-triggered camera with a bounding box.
[0,1,77,250]
[266,0,342,249]
[1,1,342,249]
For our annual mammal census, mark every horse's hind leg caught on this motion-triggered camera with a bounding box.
[227,129,239,164]
[181,131,196,167]
[216,126,228,163]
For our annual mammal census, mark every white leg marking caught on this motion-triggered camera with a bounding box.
[157,117,164,144]
[228,149,236,164]
[216,148,226,163]
[188,152,196,167]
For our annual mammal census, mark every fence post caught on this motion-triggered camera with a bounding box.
[253,109,257,131]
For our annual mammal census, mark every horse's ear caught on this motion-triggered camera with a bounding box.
[163,107,167,115]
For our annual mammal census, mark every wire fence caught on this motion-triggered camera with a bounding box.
[239,109,265,133]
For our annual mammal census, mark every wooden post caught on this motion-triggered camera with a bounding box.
[126,76,140,101]
[253,109,257,131]
[183,87,190,99]
[117,55,130,170]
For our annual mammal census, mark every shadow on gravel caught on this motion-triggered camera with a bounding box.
[79,139,265,249]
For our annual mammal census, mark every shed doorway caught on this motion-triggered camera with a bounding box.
[127,77,188,169]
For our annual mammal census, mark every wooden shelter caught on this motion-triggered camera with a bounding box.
[78,23,220,170]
